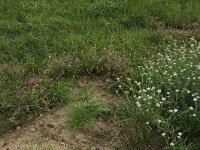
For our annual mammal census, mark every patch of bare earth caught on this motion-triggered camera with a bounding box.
[163,21,200,39]
[0,78,123,150]
[165,28,200,38]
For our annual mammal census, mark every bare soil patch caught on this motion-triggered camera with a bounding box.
[0,78,123,150]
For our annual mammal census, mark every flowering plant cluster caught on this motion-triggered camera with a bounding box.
[117,38,200,149]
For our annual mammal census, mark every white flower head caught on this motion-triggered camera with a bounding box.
[127,78,131,81]
[162,97,166,101]
[178,132,182,136]
[157,90,162,94]
[187,90,191,94]
[136,102,141,107]
[149,96,153,99]
[174,109,178,113]
[189,106,194,110]
[192,114,197,117]
[170,143,175,146]
[142,89,147,92]
[177,136,181,139]
[193,98,198,102]
[161,132,166,137]
[147,87,151,91]
[163,71,167,75]
[156,103,161,107]
[157,119,162,123]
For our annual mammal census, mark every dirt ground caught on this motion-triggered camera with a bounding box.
[0,78,123,150]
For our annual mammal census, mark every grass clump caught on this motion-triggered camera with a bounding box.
[78,88,92,101]
[0,78,72,134]
[68,101,111,127]
[148,0,200,28]
[117,38,200,149]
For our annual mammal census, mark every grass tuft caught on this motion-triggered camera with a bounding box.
[68,101,111,127]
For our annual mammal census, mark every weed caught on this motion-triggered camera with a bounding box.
[117,38,200,149]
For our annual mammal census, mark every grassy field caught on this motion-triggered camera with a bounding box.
[0,0,200,149]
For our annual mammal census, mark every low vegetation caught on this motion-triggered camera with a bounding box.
[0,0,199,149]
[68,101,111,127]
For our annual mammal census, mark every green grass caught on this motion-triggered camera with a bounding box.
[0,0,199,149]
[78,88,92,101]
[148,0,200,28]
[68,101,111,127]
